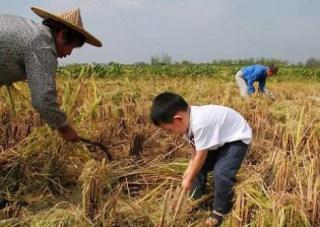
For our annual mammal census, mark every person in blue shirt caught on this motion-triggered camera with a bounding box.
[235,64,278,97]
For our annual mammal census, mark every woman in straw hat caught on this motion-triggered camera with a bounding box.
[0,7,102,142]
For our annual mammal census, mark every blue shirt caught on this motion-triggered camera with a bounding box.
[241,65,267,94]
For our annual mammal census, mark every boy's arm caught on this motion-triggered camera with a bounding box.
[183,148,197,179]
[190,148,196,159]
[182,150,208,191]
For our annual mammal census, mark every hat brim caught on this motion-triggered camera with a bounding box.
[31,6,102,47]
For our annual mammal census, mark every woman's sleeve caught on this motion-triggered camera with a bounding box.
[24,40,67,129]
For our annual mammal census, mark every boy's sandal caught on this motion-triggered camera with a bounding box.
[205,211,224,227]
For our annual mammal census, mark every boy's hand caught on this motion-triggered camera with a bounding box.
[182,150,208,191]
[182,177,193,191]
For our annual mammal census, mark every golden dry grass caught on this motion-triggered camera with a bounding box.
[0,74,319,226]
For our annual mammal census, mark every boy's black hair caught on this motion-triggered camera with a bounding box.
[43,19,86,47]
[151,92,188,126]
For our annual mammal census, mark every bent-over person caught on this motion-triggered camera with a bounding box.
[0,6,102,141]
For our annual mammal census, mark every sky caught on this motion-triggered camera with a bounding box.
[1,0,320,64]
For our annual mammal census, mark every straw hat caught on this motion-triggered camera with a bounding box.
[31,6,102,47]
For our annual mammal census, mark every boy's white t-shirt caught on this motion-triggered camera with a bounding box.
[185,105,252,151]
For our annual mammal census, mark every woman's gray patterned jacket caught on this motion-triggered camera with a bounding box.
[0,14,67,129]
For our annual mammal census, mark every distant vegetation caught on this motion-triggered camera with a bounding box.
[57,57,320,79]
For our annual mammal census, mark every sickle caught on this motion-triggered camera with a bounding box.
[79,137,112,161]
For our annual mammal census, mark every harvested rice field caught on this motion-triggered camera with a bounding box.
[0,68,319,226]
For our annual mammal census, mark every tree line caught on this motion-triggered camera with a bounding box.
[147,54,320,68]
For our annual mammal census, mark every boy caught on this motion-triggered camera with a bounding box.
[151,92,252,226]
[235,64,278,98]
